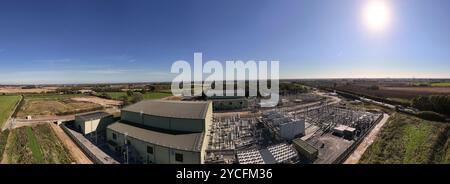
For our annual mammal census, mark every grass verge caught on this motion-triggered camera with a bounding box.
[360,113,449,164]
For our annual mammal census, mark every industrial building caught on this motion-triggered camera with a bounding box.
[207,96,248,111]
[106,100,213,164]
[261,111,305,140]
[333,125,356,139]
[292,138,318,162]
[204,89,249,111]
[74,112,114,135]
[279,120,305,140]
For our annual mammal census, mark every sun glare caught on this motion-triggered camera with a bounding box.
[363,0,392,33]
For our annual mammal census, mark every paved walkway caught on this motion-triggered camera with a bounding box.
[4,115,75,131]
[343,113,390,164]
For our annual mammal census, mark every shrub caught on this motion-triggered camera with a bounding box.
[130,93,144,104]
[412,95,450,116]
[98,92,112,99]
[416,111,447,122]
[368,85,380,90]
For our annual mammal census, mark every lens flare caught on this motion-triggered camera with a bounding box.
[363,0,392,32]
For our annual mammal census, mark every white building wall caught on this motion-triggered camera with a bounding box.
[74,115,114,135]
[279,119,305,140]
[83,119,100,135]
[201,102,213,163]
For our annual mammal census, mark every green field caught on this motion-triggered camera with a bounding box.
[105,92,127,99]
[360,113,450,164]
[412,82,450,87]
[0,95,21,127]
[6,124,73,164]
[0,130,9,161]
[106,92,172,100]
[431,82,450,87]
[143,92,172,99]
[26,127,44,163]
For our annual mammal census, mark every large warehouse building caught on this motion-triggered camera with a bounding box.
[106,100,213,164]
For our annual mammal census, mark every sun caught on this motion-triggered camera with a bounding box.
[362,0,392,32]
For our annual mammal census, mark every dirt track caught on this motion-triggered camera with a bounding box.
[71,97,122,107]
[50,123,93,164]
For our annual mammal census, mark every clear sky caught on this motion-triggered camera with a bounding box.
[0,0,449,84]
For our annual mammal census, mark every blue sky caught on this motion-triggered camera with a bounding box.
[0,0,449,84]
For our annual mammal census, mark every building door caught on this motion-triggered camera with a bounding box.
[146,154,153,164]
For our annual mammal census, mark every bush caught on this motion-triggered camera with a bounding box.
[280,83,308,95]
[130,93,144,104]
[119,96,129,106]
[416,111,447,122]
[126,90,134,96]
[368,85,380,90]
[98,92,112,99]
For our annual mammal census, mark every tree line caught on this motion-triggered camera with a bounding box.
[412,95,450,117]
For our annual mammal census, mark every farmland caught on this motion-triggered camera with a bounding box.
[106,92,172,100]
[431,82,450,87]
[336,85,450,101]
[302,79,450,107]
[413,82,450,87]
[0,86,57,94]
[0,95,21,127]
[16,94,102,118]
[360,113,450,164]
[5,124,73,164]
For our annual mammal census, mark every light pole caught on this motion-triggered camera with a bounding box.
[124,132,128,164]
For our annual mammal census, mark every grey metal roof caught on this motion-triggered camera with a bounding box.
[76,111,112,121]
[107,121,204,152]
[122,100,211,120]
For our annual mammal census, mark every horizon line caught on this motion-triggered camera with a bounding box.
[1,77,450,86]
